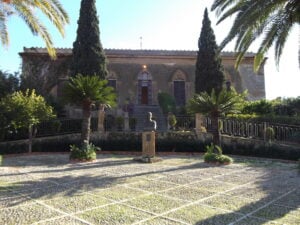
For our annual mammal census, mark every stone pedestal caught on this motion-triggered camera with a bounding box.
[134,131,161,163]
[195,113,206,133]
[142,131,156,158]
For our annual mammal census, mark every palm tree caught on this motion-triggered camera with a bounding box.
[188,88,245,146]
[211,0,300,71]
[64,74,116,145]
[0,0,69,59]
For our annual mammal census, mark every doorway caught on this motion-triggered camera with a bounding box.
[137,70,152,105]
[141,86,148,104]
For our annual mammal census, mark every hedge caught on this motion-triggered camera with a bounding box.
[0,133,299,161]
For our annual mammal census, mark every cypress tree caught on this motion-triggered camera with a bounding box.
[71,0,107,78]
[195,8,224,95]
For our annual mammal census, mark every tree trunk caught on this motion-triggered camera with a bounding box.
[210,116,221,146]
[28,125,33,153]
[81,101,92,146]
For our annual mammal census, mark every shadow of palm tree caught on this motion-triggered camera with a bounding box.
[190,162,300,225]
[0,154,298,225]
[0,155,209,207]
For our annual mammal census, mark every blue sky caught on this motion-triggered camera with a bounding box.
[0,0,299,99]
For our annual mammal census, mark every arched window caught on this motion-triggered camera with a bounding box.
[172,70,186,106]
[107,71,117,90]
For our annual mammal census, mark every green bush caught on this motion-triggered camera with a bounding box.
[69,141,100,161]
[204,152,219,163]
[226,114,300,126]
[217,154,233,164]
[0,132,299,161]
[205,143,222,154]
[158,92,176,114]
[168,113,177,130]
[241,99,275,115]
[203,144,233,164]
[222,142,300,161]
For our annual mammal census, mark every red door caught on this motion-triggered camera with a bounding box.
[141,86,148,104]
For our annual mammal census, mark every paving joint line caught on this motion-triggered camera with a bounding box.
[228,188,298,225]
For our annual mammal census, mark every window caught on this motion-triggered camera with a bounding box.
[174,80,186,106]
[107,79,117,90]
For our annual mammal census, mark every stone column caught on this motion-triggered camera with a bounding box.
[124,112,130,131]
[195,113,206,132]
[97,105,105,133]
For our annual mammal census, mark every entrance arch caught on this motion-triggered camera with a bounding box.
[137,70,152,105]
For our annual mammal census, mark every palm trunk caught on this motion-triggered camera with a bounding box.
[81,101,92,146]
[211,116,221,146]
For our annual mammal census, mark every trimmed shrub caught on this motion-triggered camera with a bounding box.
[221,142,300,161]
[203,143,233,164]
[69,141,99,161]
[217,154,233,164]
[158,92,176,114]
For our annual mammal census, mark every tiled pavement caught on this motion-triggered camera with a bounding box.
[0,154,299,225]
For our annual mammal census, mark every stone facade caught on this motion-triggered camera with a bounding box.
[19,48,265,109]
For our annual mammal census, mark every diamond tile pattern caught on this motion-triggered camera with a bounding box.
[0,154,299,225]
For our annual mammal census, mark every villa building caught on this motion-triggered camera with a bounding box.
[19,48,265,117]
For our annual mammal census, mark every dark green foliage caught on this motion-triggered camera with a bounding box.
[1,132,299,161]
[242,99,275,115]
[157,92,176,114]
[45,95,65,117]
[203,152,219,163]
[226,114,300,126]
[168,113,177,129]
[0,134,80,154]
[274,97,300,116]
[203,143,233,164]
[222,142,300,161]
[129,117,137,131]
[70,0,107,78]
[69,142,99,161]
[0,70,19,98]
[287,131,300,144]
[195,8,224,95]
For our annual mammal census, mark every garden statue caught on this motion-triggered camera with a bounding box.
[144,112,157,131]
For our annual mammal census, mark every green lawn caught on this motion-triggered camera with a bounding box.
[0,154,299,225]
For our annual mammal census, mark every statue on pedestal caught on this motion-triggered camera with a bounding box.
[144,112,157,131]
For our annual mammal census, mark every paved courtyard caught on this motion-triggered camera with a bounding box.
[0,154,299,225]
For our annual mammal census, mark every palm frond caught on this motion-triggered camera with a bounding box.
[63,74,116,108]
[0,0,69,58]
[212,0,299,70]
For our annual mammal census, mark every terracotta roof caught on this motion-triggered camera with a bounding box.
[21,47,256,57]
